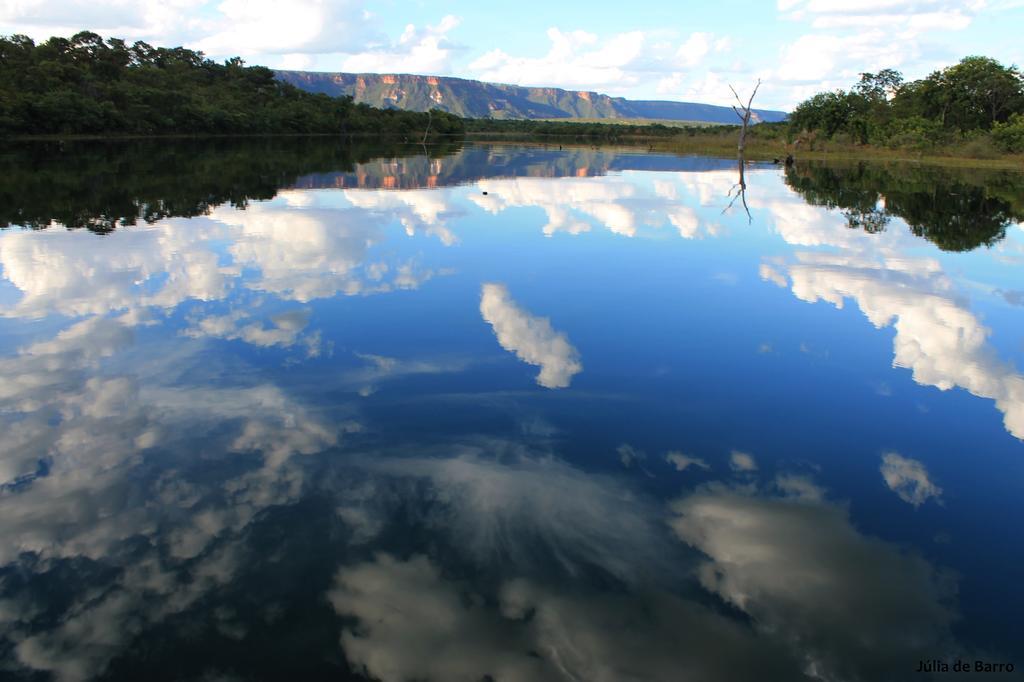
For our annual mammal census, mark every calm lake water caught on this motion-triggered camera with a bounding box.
[1,140,1022,681]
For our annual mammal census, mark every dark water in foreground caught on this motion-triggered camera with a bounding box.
[0,140,1022,681]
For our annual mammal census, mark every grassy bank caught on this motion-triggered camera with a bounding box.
[651,133,1024,170]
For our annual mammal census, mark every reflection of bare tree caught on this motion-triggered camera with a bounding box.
[725,158,752,222]
[724,80,761,224]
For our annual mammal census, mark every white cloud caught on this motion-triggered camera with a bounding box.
[480,283,582,389]
[469,27,646,90]
[676,32,712,67]
[880,452,943,506]
[760,0,990,107]
[340,15,460,74]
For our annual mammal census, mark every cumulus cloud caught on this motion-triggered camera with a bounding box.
[880,452,943,507]
[340,15,460,74]
[194,0,370,56]
[761,0,992,108]
[480,283,582,389]
[469,27,646,90]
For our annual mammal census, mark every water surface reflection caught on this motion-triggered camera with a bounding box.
[0,141,1021,681]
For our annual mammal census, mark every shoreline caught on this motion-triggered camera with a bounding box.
[4,131,1023,171]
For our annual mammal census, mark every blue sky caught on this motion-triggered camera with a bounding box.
[2,0,1022,109]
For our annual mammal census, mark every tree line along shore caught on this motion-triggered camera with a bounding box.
[2,32,1023,164]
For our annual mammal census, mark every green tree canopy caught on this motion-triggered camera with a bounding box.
[789,56,1024,146]
[0,32,465,137]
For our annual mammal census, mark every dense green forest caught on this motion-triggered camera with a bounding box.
[787,57,1024,154]
[0,32,464,136]
[463,118,685,140]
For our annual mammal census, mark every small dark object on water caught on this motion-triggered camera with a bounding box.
[773,158,780,164]
[482,191,488,195]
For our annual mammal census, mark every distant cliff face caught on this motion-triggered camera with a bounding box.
[275,71,788,124]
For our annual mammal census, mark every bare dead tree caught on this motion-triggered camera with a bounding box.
[723,79,761,223]
[730,79,761,156]
[422,108,433,145]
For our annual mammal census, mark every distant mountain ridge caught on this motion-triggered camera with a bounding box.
[275,71,788,124]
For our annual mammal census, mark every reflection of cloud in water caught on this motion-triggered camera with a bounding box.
[762,189,1024,440]
[0,223,230,319]
[666,451,710,471]
[327,452,962,682]
[0,316,350,679]
[329,553,804,682]
[13,546,241,682]
[763,252,1024,439]
[0,201,440,323]
[730,450,758,472]
[346,352,472,396]
[880,452,942,507]
[343,188,460,245]
[470,174,723,239]
[183,308,321,355]
[670,484,957,681]
[356,450,670,582]
[480,283,582,389]
[213,204,437,302]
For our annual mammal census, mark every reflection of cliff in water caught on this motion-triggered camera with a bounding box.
[290,145,745,191]
[1,139,745,234]
[784,162,1024,252]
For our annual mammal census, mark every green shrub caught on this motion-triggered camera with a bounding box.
[882,116,948,150]
[992,113,1024,152]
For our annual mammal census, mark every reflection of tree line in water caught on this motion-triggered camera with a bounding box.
[783,162,1024,252]
[0,139,655,233]
[3,139,1022,253]
[0,138,467,232]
